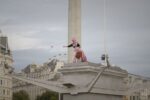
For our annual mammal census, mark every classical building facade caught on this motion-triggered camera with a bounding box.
[0,35,13,100]
[126,74,150,100]
[13,59,64,100]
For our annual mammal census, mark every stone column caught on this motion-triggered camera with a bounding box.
[68,0,81,63]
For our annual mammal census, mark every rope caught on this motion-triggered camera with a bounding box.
[88,2,111,90]
[103,0,107,56]
[87,66,109,92]
[103,0,110,66]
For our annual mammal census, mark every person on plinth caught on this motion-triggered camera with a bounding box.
[64,37,87,63]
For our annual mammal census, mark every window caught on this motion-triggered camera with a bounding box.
[3,89,5,95]
[133,96,135,100]
[130,96,132,100]
[0,80,2,85]
[2,80,5,86]
[0,89,2,95]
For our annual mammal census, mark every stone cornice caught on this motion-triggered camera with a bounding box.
[59,62,127,78]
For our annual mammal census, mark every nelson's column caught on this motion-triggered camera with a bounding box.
[68,0,81,63]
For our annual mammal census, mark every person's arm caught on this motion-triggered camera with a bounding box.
[67,44,73,47]
[63,43,73,48]
[77,43,81,48]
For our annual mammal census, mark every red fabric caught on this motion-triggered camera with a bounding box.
[75,51,82,59]
[75,51,87,62]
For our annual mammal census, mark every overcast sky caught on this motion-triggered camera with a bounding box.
[0,0,150,77]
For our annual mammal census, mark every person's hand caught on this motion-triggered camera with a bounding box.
[50,45,54,48]
[63,45,67,48]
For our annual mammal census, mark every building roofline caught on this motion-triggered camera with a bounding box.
[128,73,150,80]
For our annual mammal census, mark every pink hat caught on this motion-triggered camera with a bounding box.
[72,37,77,42]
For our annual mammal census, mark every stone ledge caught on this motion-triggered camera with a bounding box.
[64,62,102,67]
[58,63,127,78]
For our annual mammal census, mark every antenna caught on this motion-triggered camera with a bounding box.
[103,0,107,54]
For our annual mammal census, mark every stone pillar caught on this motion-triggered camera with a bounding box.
[68,0,81,63]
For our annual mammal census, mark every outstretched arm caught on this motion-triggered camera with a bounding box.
[63,44,73,48]
[67,44,73,47]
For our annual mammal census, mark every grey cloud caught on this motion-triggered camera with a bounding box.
[13,48,67,71]
[20,30,68,46]
[106,0,150,31]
